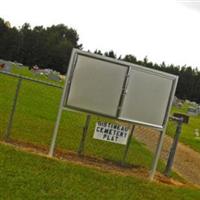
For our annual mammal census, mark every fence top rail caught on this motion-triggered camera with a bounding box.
[0,70,64,89]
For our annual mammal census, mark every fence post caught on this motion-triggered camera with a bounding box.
[164,117,183,176]
[77,114,91,156]
[4,77,22,141]
[121,125,135,165]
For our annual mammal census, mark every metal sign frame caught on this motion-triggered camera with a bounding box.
[64,49,178,130]
[48,48,178,181]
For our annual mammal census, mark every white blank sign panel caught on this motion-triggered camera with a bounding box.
[65,49,178,130]
[66,54,129,117]
[119,67,174,128]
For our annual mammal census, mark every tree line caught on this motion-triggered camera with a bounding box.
[0,17,199,102]
[0,18,81,74]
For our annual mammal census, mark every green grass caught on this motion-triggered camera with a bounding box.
[0,143,199,200]
[1,66,199,199]
[167,102,200,153]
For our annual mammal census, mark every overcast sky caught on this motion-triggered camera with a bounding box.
[1,0,200,68]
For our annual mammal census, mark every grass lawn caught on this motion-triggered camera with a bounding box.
[0,143,199,200]
[167,102,200,153]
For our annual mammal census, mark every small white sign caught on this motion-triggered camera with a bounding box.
[93,122,129,145]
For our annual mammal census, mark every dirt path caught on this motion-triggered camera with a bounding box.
[134,126,200,185]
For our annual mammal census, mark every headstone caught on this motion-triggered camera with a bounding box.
[0,61,12,72]
[185,99,191,104]
[13,62,23,68]
[0,63,5,70]
[32,65,39,70]
[48,72,60,81]
[176,102,183,108]
[191,101,198,107]
[187,107,198,116]
[32,69,41,77]
[32,66,53,79]
[59,75,65,81]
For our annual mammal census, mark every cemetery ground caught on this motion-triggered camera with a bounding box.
[0,66,200,198]
[0,68,180,178]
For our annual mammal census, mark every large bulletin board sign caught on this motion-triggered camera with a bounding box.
[64,49,178,130]
[49,49,179,180]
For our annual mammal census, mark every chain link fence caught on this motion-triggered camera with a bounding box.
[56,113,159,169]
[0,71,62,147]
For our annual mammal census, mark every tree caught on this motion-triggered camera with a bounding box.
[94,49,103,55]
[104,50,116,58]
[123,54,137,64]
[0,19,82,74]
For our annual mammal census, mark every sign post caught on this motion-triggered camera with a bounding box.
[48,87,65,157]
[164,117,183,176]
[48,49,77,157]
[149,129,166,180]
